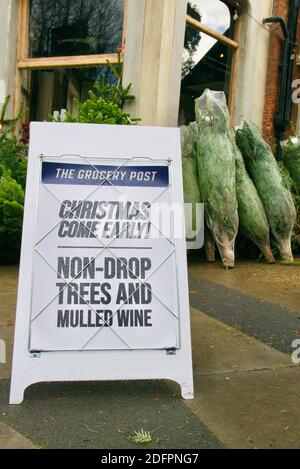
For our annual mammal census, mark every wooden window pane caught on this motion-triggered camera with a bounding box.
[28,0,125,58]
[21,66,116,121]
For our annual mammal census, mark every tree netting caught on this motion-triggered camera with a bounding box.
[181,124,200,204]
[181,123,202,240]
[195,90,239,268]
[282,139,300,195]
[236,121,296,262]
[233,139,275,263]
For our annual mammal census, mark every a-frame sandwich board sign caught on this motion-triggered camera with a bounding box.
[10,122,194,404]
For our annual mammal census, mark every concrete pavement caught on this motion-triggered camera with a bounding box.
[189,270,300,354]
[188,308,300,449]
[0,421,37,449]
[0,263,299,448]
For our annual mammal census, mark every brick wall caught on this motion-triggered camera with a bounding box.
[262,0,300,146]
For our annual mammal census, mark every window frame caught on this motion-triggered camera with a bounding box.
[14,0,128,117]
[185,1,241,121]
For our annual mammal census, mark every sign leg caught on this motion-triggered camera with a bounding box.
[180,381,194,400]
[9,376,26,404]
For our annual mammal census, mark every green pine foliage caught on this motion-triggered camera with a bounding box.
[181,124,201,204]
[0,96,27,189]
[278,160,300,254]
[181,123,202,238]
[0,131,27,189]
[195,90,239,268]
[282,139,300,194]
[236,121,296,262]
[0,97,27,263]
[281,140,300,252]
[62,93,137,125]
[0,165,24,263]
[233,136,275,263]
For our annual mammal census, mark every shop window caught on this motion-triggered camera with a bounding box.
[179,0,239,125]
[15,0,127,120]
[21,66,116,122]
[29,0,124,58]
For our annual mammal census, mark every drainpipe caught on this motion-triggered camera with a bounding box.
[263,16,290,159]
[263,0,300,159]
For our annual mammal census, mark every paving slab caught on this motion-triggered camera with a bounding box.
[0,266,17,380]
[1,265,299,449]
[188,308,300,449]
[187,367,300,449]
[190,308,293,376]
[189,274,300,354]
[0,379,223,449]
[0,343,12,380]
[0,421,37,449]
[189,259,300,313]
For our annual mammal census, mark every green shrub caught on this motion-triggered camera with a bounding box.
[0,97,27,263]
[0,166,24,263]
[0,130,27,189]
[60,93,137,125]
[0,96,27,189]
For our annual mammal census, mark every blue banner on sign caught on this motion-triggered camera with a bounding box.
[42,162,169,187]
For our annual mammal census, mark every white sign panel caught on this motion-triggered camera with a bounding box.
[10,123,193,404]
[31,160,179,351]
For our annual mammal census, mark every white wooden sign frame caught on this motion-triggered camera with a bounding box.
[10,123,194,404]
